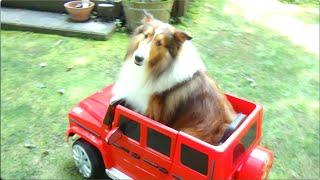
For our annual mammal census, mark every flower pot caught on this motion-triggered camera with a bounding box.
[123,0,173,31]
[97,3,115,21]
[64,1,95,22]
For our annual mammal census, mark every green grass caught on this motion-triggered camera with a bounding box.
[1,0,319,179]
[295,10,320,24]
[1,32,129,179]
[279,0,319,6]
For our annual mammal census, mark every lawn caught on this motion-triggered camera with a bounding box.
[1,0,319,179]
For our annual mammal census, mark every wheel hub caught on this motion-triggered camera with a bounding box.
[72,144,92,178]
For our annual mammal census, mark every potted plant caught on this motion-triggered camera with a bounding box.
[122,0,174,31]
[64,0,95,22]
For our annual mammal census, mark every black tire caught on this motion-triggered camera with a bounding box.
[72,139,107,179]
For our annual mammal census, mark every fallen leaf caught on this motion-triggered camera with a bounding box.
[32,157,41,164]
[36,83,46,89]
[58,89,65,95]
[41,150,49,158]
[39,62,47,68]
[53,40,63,47]
[222,40,233,46]
[66,65,74,72]
[24,142,36,149]
[245,77,256,87]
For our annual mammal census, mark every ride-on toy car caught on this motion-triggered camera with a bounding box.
[66,84,274,180]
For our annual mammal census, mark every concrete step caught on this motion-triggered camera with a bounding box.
[1,7,116,40]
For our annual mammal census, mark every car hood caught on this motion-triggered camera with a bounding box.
[68,85,114,134]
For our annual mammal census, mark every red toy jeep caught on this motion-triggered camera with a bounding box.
[66,84,274,180]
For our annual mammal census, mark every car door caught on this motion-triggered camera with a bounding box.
[171,132,215,180]
[109,105,178,180]
[139,118,178,179]
[109,107,156,179]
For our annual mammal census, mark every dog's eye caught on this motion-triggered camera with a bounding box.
[144,34,148,39]
[156,41,161,46]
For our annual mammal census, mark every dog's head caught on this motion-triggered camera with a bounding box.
[125,13,192,76]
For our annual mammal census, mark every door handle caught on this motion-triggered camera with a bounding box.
[111,143,129,153]
[131,152,140,159]
[172,174,183,180]
[143,159,158,168]
[158,167,168,174]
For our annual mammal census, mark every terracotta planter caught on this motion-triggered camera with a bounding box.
[64,1,95,22]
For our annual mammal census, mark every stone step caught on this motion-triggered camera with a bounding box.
[1,7,116,40]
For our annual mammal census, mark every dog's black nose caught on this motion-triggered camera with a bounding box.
[135,55,144,63]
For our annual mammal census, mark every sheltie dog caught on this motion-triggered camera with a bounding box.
[111,14,236,145]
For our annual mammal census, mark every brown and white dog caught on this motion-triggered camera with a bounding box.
[112,14,236,145]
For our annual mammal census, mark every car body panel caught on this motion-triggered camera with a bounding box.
[66,84,274,180]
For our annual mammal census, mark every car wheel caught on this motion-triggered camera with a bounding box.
[72,139,106,179]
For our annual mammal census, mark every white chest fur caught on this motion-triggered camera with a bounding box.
[111,60,151,114]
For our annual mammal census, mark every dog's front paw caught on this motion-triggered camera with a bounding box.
[110,96,118,104]
[110,96,126,106]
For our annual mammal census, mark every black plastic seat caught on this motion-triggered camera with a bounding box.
[219,113,247,144]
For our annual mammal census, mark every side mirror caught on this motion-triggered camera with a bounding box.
[105,127,123,144]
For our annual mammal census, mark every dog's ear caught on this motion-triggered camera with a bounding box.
[141,10,153,24]
[174,31,192,43]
